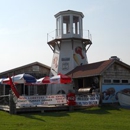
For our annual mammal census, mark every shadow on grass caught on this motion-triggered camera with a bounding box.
[17,104,121,120]
[76,104,121,115]
[18,112,46,122]
[18,110,70,121]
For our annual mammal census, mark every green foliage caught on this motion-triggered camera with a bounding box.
[0,106,130,130]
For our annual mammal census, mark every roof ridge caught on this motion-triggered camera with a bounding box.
[0,61,50,74]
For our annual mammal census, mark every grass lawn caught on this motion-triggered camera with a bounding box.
[0,105,130,130]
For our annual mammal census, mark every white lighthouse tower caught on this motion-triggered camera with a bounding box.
[47,10,92,94]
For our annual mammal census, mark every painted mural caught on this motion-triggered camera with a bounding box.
[73,46,85,66]
[102,85,130,103]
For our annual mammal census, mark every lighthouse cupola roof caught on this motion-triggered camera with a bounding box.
[55,10,84,18]
[55,10,84,39]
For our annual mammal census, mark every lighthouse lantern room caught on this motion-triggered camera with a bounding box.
[47,10,92,94]
[55,10,84,38]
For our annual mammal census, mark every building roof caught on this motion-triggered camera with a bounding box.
[0,61,50,75]
[66,59,130,78]
[55,10,84,18]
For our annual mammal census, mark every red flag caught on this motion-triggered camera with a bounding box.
[9,77,19,98]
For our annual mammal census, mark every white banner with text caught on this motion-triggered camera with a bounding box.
[16,94,67,107]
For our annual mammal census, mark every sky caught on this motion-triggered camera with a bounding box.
[0,0,130,72]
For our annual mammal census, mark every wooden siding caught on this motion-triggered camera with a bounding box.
[0,64,50,79]
[102,63,130,83]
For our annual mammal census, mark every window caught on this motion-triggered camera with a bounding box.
[122,80,128,84]
[104,79,111,83]
[73,16,79,34]
[113,80,120,83]
[63,16,70,34]
[32,66,39,71]
[57,17,61,36]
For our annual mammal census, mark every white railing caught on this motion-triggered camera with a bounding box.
[47,29,92,42]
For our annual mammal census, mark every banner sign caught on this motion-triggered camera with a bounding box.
[15,94,100,108]
[16,94,67,107]
[76,94,100,106]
